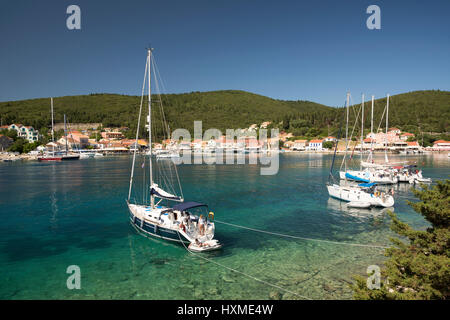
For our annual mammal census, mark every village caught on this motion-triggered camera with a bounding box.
[1,121,450,161]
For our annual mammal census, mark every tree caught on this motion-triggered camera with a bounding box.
[352,180,450,299]
[323,141,334,149]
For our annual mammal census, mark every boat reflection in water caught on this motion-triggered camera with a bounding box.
[327,198,393,218]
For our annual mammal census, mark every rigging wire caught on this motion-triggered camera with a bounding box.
[175,230,312,300]
[214,220,389,249]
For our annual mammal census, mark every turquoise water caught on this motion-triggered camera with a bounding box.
[0,153,449,300]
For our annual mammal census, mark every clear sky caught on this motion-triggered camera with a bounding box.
[0,0,449,106]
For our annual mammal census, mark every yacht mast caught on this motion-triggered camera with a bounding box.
[360,94,364,170]
[345,92,349,171]
[64,114,68,154]
[51,98,55,156]
[385,94,390,163]
[370,95,374,159]
[127,50,148,202]
[148,48,154,208]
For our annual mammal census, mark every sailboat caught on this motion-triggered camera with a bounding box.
[126,48,221,252]
[327,93,395,208]
[340,94,398,184]
[38,98,63,161]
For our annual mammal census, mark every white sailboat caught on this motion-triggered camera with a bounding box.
[341,94,398,184]
[328,93,394,208]
[126,48,221,252]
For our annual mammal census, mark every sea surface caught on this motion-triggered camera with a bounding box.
[0,153,449,300]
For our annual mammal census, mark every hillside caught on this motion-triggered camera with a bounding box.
[0,90,448,140]
[281,90,450,138]
[0,90,330,137]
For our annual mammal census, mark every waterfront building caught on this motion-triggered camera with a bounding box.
[307,139,324,151]
[8,124,39,143]
[432,140,450,150]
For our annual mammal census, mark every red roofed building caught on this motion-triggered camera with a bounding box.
[307,139,324,151]
[400,132,415,141]
[432,140,450,150]
[406,141,419,149]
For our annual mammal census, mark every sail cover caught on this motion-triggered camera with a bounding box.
[172,201,208,212]
[150,184,183,201]
[345,172,370,183]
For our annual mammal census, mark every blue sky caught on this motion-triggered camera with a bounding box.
[0,0,449,106]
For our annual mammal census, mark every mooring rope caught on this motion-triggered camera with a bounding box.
[176,231,312,300]
[214,220,390,249]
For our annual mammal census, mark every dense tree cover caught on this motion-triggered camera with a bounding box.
[352,180,450,299]
[0,90,448,141]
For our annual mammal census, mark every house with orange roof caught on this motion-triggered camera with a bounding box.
[406,141,420,150]
[400,132,415,141]
[65,131,89,148]
[389,128,401,134]
[292,139,307,151]
[101,131,124,140]
[432,140,450,150]
[307,139,324,151]
[324,136,336,142]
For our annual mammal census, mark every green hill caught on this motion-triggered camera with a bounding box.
[0,90,330,137]
[282,90,450,138]
[0,90,448,140]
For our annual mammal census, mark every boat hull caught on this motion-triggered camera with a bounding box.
[38,157,62,161]
[327,184,394,208]
[128,208,190,243]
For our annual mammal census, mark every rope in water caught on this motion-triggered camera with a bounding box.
[214,220,390,249]
[176,231,312,300]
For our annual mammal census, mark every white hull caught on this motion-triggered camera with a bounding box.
[327,184,394,208]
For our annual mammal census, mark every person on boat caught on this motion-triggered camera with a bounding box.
[179,219,186,233]
[194,238,205,247]
[198,214,206,236]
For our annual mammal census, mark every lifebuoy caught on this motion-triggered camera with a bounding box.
[208,212,214,220]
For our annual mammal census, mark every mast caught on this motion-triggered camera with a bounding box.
[148,48,154,208]
[360,94,364,170]
[51,97,55,156]
[385,94,389,163]
[128,49,148,202]
[345,92,349,171]
[370,95,374,159]
[64,114,68,154]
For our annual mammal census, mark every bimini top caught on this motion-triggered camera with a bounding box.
[358,182,377,188]
[172,201,208,212]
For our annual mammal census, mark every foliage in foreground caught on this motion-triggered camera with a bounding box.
[352,179,450,300]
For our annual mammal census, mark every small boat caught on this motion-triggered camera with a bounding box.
[188,239,222,252]
[155,149,180,159]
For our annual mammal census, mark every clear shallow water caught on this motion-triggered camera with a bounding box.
[0,153,449,300]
